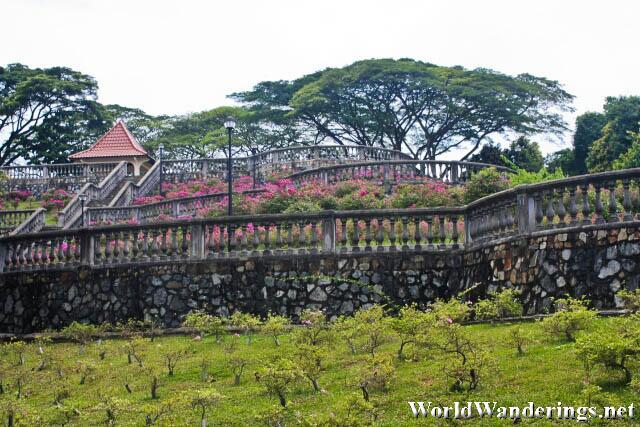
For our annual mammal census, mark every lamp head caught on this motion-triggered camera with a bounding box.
[224,116,236,130]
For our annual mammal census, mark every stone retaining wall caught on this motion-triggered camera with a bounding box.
[2,225,639,333]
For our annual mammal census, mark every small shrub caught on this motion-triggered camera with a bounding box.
[509,325,532,355]
[541,297,596,341]
[430,298,471,323]
[183,310,227,342]
[294,309,331,347]
[357,354,396,401]
[463,167,510,203]
[352,304,389,356]
[616,289,640,312]
[295,343,327,392]
[474,289,523,320]
[333,315,360,355]
[61,322,100,353]
[262,313,291,346]
[258,358,302,407]
[389,304,435,360]
[190,389,224,427]
[229,312,261,344]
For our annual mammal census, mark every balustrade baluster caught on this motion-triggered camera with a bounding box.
[122,231,130,262]
[264,224,272,254]
[534,193,544,228]
[623,179,633,221]
[452,217,459,247]
[568,187,578,225]
[401,217,409,250]
[310,222,318,253]
[545,191,555,227]
[594,184,605,224]
[427,217,434,247]
[340,219,348,252]
[438,216,446,248]
[555,188,567,227]
[252,224,260,255]
[376,218,384,251]
[364,219,373,251]
[180,225,189,257]
[275,223,283,254]
[24,241,33,269]
[113,232,121,261]
[49,239,57,265]
[581,184,591,225]
[240,226,249,254]
[608,181,619,223]
[141,230,150,260]
[414,217,422,250]
[351,219,360,252]
[160,228,169,259]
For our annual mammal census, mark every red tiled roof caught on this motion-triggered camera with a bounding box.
[69,121,148,159]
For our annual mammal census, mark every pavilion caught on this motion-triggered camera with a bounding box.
[69,121,152,176]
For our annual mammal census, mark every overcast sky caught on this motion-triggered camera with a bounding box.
[2,0,639,155]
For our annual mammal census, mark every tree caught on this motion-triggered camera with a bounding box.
[572,112,606,175]
[233,58,574,160]
[150,106,303,159]
[545,148,575,174]
[586,96,640,172]
[0,63,98,165]
[468,142,509,167]
[506,137,544,172]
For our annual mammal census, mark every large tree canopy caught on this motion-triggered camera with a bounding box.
[586,96,640,172]
[149,106,303,159]
[0,63,99,165]
[232,58,574,160]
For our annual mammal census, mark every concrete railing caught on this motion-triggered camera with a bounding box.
[108,161,162,208]
[289,160,515,186]
[1,162,120,193]
[58,162,128,229]
[86,189,265,225]
[5,168,640,273]
[161,145,413,186]
[0,209,46,236]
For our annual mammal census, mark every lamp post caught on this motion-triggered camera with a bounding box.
[78,193,88,227]
[224,117,236,250]
[158,143,165,196]
[224,117,236,216]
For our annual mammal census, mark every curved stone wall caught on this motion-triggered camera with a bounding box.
[1,223,638,333]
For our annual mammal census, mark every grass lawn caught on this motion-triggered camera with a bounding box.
[4,200,59,226]
[0,317,638,426]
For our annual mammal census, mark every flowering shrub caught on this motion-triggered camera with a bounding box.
[463,168,510,203]
[388,182,464,208]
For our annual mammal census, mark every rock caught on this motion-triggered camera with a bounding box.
[610,279,621,292]
[622,259,636,272]
[63,302,72,312]
[309,287,327,302]
[561,249,571,261]
[151,276,163,287]
[14,300,24,316]
[556,276,566,288]
[340,301,354,314]
[67,285,77,302]
[4,295,13,314]
[606,246,618,260]
[578,232,587,243]
[620,242,640,257]
[153,288,168,306]
[543,262,557,275]
[541,276,556,293]
[212,274,222,285]
[338,259,348,269]
[598,260,621,279]
[287,290,297,299]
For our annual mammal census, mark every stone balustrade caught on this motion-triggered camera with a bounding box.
[1,162,120,193]
[0,209,46,236]
[289,160,514,186]
[6,168,640,274]
[86,189,265,225]
[58,162,128,229]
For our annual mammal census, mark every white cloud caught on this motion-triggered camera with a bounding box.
[1,0,638,155]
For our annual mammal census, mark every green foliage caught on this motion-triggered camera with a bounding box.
[388,304,435,359]
[616,288,640,312]
[262,313,291,346]
[388,182,463,208]
[541,297,597,341]
[350,305,389,356]
[357,354,396,401]
[586,96,640,172]
[182,310,227,342]
[189,389,224,427]
[430,298,471,323]
[283,199,322,213]
[259,358,302,407]
[576,318,640,384]
[295,309,331,346]
[463,167,510,203]
[508,325,533,355]
[474,289,524,320]
[613,132,640,170]
[301,393,380,426]
[508,167,564,187]
[294,343,327,392]
[229,312,261,344]
[234,58,573,159]
[337,193,384,210]
[506,136,544,172]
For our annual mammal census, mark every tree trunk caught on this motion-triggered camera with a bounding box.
[278,391,287,407]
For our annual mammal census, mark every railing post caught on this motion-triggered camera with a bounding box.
[201,160,209,180]
[322,212,336,253]
[190,222,205,259]
[0,240,7,273]
[464,211,472,247]
[80,230,94,266]
[452,163,459,184]
[517,190,536,234]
